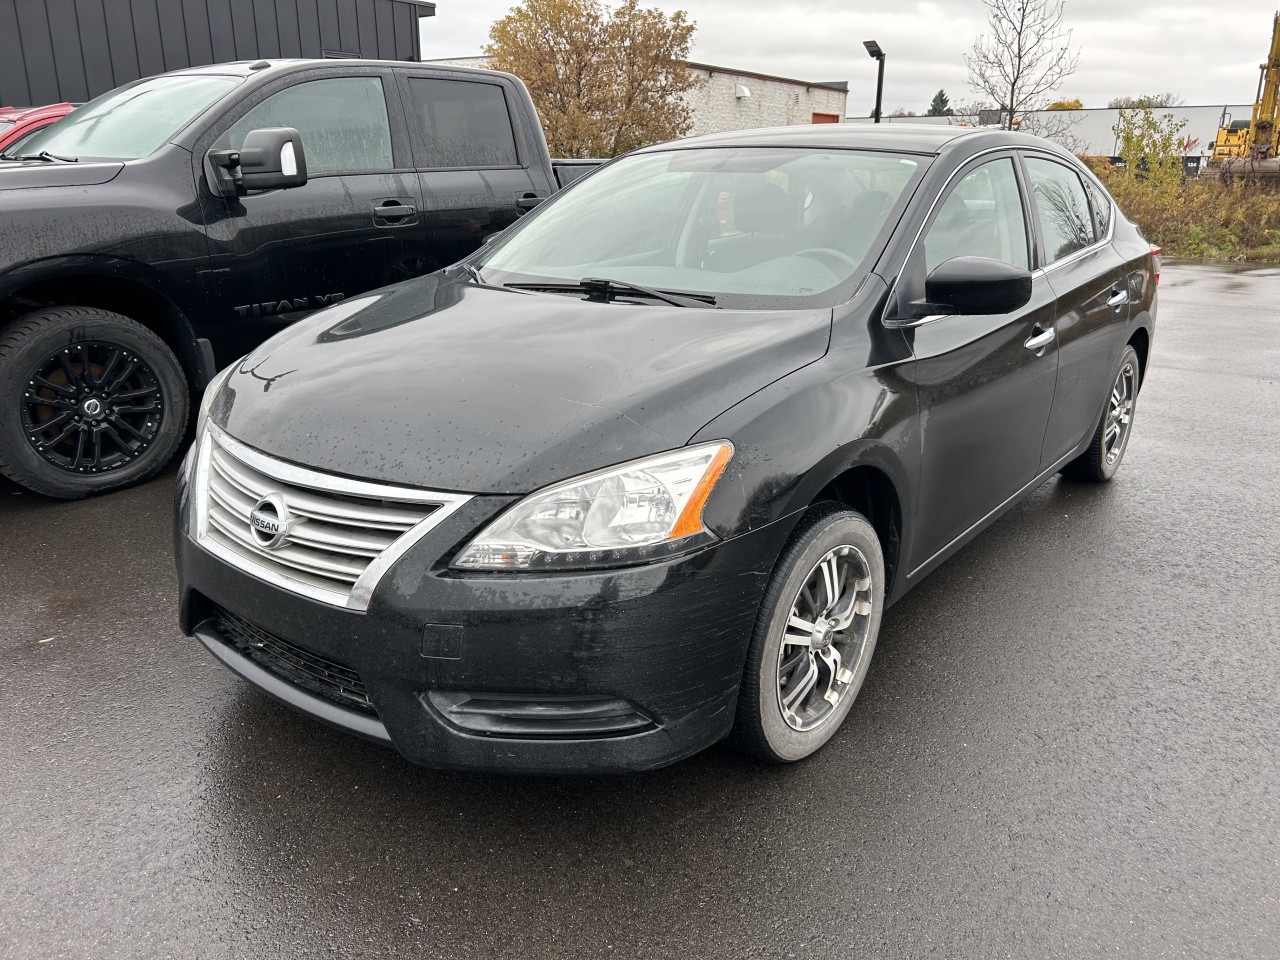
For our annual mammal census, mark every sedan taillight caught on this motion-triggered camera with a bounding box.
[1150,245,1162,285]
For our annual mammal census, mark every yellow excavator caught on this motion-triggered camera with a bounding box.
[1211,11,1280,177]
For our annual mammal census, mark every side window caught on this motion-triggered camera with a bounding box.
[229,77,393,176]
[1085,180,1113,239]
[924,158,1029,274]
[1024,157,1095,264]
[405,78,519,168]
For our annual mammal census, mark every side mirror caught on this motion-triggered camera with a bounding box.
[239,127,307,192]
[205,127,307,198]
[922,256,1033,316]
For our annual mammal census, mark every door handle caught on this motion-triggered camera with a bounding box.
[1106,288,1128,309]
[516,194,546,213]
[373,200,416,221]
[1024,326,1056,353]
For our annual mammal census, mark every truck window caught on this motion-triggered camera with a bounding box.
[229,77,393,176]
[405,78,519,169]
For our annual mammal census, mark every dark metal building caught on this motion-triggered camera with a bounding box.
[0,0,436,106]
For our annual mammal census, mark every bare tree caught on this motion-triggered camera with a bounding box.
[965,0,1081,130]
[1021,110,1087,154]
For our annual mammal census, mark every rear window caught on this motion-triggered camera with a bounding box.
[1086,181,1113,239]
[1024,156,1095,264]
[405,78,519,168]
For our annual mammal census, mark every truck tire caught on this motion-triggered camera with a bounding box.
[0,306,189,499]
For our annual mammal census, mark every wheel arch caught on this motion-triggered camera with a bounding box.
[0,257,210,389]
[782,440,910,601]
[1127,325,1151,389]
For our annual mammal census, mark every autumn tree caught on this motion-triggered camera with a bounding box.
[1047,97,1083,110]
[485,0,699,158]
[965,0,1081,130]
[927,89,953,116]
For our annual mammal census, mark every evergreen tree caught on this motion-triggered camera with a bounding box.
[927,89,953,117]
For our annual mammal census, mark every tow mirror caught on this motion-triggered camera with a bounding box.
[205,127,307,198]
[922,256,1033,316]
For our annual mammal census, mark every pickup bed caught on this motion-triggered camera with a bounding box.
[0,59,595,499]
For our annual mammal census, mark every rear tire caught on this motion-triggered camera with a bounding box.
[729,504,885,763]
[1061,345,1141,483]
[0,307,189,499]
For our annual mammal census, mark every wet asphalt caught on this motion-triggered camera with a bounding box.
[1,262,1277,959]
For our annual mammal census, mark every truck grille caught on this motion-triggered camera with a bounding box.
[212,606,375,716]
[193,426,470,610]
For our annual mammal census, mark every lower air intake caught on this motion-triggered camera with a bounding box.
[427,692,652,738]
[211,607,376,717]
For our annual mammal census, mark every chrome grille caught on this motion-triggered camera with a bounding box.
[193,426,471,610]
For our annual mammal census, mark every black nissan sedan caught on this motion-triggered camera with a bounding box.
[175,124,1156,774]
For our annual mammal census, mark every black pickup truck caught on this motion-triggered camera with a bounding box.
[0,59,593,498]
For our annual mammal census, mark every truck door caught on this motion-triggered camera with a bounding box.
[395,72,542,270]
[196,67,427,365]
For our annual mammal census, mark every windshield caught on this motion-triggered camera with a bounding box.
[12,75,241,160]
[478,147,925,309]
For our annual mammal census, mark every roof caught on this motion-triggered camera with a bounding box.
[641,121,1033,155]
[167,59,501,80]
[0,102,76,121]
[421,56,849,94]
[682,61,849,93]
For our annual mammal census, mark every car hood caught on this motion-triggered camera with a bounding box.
[213,274,832,494]
[0,159,124,189]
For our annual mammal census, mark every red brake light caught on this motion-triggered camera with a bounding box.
[1150,245,1162,285]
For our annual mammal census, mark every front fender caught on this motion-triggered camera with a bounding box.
[692,356,919,548]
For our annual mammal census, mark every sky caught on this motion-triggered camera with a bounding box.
[418,0,1272,117]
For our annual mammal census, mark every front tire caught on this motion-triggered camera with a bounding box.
[1061,345,1141,483]
[729,505,885,763]
[0,307,189,499]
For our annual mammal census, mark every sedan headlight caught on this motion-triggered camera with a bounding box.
[452,442,734,571]
[195,361,238,433]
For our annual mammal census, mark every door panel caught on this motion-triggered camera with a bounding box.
[1040,245,1129,463]
[899,155,1058,571]
[1022,155,1130,464]
[197,71,426,365]
[905,280,1058,569]
[202,172,424,363]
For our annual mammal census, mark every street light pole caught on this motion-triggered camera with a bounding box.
[863,40,885,123]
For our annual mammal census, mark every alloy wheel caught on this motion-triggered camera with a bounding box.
[20,340,165,474]
[1104,360,1137,466]
[776,545,875,731]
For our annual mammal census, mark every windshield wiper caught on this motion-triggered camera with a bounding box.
[4,151,79,163]
[504,278,716,308]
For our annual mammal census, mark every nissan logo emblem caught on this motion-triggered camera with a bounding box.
[249,493,293,549]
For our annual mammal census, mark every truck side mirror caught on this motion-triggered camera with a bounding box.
[239,127,307,192]
[205,127,308,198]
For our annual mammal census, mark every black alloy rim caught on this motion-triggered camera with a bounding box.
[20,341,164,474]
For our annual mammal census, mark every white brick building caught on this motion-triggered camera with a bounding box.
[421,56,849,138]
[681,62,848,135]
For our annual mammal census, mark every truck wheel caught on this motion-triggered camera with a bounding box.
[0,307,189,499]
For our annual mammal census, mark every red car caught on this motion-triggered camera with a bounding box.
[0,102,76,155]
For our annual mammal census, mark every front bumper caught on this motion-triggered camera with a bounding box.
[176,476,795,774]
